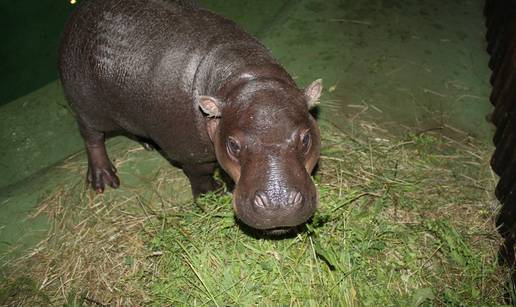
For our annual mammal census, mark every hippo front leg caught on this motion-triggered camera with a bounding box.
[182,162,221,198]
[79,124,120,193]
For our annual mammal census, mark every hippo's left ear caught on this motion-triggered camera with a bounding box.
[304,79,323,110]
[198,95,222,118]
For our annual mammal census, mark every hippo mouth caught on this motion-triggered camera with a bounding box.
[262,226,299,236]
[235,220,306,237]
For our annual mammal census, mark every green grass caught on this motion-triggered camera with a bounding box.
[0,119,510,305]
[145,120,507,305]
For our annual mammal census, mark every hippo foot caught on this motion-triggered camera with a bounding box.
[87,163,120,193]
[191,178,223,199]
[182,162,221,199]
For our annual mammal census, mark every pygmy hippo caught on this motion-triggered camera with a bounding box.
[59,0,323,232]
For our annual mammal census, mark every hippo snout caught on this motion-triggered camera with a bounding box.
[234,187,317,231]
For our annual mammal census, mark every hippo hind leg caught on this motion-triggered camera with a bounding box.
[78,122,120,193]
[182,162,221,198]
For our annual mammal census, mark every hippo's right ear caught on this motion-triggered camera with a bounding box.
[304,79,323,110]
[198,96,222,118]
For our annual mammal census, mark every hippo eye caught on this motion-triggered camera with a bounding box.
[227,137,241,158]
[301,131,311,153]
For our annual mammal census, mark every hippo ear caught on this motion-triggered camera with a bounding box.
[198,95,222,118]
[304,79,323,110]
[206,118,219,142]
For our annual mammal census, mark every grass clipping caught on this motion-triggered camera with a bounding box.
[0,118,508,305]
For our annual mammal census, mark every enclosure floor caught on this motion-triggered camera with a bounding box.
[0,0,493,255]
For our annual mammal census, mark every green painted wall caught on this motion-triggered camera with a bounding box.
[0,0,73,105]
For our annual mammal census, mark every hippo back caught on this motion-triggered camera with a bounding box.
[58,0,291,163]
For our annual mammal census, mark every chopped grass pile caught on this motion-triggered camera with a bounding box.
[0,118,509,305]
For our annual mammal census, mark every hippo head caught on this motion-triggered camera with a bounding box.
[198,79,322,233]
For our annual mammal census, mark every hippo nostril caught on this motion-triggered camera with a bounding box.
[254,193,270,209]
[293,192,303,206]
[287,191,303,207]
[287,192,295,204]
